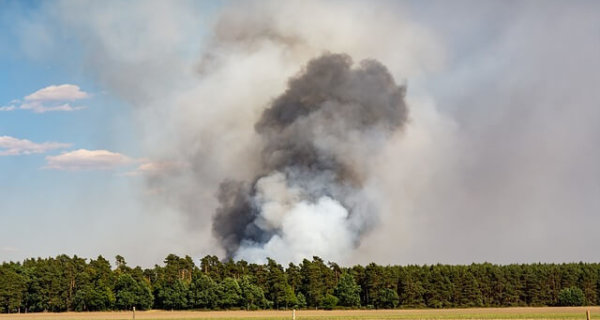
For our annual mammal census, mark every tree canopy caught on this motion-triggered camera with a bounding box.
[0,255,599,312]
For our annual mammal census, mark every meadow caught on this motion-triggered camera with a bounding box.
[1,307,598,320]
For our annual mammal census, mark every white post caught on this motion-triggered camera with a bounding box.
[133,306,136,320]
[292,309,296,320]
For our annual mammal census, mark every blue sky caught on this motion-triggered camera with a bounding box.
[0,1,135,156]
[0,0,200,264]
[1,0,599,267]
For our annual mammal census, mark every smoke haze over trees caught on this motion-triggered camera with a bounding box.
[2,254,600,313]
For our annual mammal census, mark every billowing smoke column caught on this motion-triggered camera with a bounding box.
[213,53,408,263]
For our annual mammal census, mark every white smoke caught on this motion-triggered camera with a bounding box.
[235,172,354,263]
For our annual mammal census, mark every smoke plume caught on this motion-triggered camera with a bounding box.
[213,53,407,262]
[31,0,444,265]
[5,0,599,267]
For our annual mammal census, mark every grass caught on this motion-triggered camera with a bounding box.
[0,306,597,320]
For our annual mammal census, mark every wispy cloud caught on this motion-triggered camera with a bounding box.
[20,102,86,113]
[45,149,134,170]
[0,105,16,111]
[0,136,71,156]
[1,84,89,113]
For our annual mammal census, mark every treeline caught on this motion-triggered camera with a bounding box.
[0,254,598,313]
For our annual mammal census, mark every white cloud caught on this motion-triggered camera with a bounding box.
[45,149,134,170]
[1,84,89,113]
[0,136,71,156]
[41,149,179,174]
[25,84,89,101]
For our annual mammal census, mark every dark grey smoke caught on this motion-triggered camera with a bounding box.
[212,53,408,259]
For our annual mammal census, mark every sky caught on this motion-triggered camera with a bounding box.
[0,0,599,268]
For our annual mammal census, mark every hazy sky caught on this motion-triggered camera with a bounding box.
[1,0,598,267]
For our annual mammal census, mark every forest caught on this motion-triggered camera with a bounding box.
[0,255,598,313]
